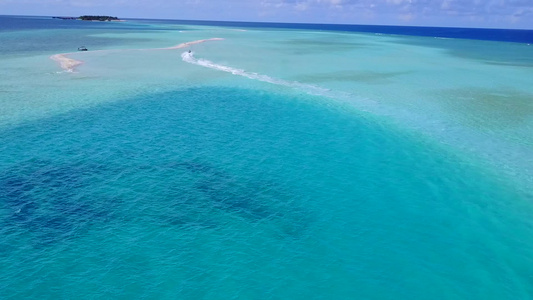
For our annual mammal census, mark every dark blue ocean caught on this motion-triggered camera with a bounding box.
[131,18,531,43]
[2,15,532,42]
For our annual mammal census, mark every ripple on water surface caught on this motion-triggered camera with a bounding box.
[1,86,532,299]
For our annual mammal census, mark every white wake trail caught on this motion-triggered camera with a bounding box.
[181,51,331,95]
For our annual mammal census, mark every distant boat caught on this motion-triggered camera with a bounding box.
[78,46,88,51]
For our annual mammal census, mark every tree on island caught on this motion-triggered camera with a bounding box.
[79,15,120,21]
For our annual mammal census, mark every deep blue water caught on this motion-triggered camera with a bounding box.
[2,15,532,43]
[133,18,533,43]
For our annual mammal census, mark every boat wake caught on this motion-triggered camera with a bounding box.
[181,51,331,96]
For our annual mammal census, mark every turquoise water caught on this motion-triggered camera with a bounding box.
[1,16,533,299]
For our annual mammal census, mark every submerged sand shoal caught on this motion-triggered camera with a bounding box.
[50,53,83,72]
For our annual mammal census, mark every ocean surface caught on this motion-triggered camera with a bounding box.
[1,15,532,299]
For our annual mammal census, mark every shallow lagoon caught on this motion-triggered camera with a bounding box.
[1,16,532,299]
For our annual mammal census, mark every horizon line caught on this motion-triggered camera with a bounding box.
[2,14,533,31]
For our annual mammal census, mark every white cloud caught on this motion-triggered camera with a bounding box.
[295,2,309,10]
[398,13,414,21]
[387,0,408,4]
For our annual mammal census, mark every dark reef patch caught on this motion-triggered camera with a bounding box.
[174,160,311,237]
[171,161,283,221]
[1,86,318,243]
[0,158,311,245]
[391,36,533,68]
[0,159,115,247]
[120,160,312,238]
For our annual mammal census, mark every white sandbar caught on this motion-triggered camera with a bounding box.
[50,53,83,72]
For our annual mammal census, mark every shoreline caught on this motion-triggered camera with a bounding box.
[50,38,224,72]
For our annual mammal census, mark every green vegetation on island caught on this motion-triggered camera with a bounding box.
[79,15,120,21]
[53,15,121,21]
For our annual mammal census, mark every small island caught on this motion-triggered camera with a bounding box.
[79,15,120,21]
[53,15,122,21]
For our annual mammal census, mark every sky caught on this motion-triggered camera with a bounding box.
[1,0,532,29]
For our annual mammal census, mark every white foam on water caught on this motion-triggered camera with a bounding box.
[181,51,333,96]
